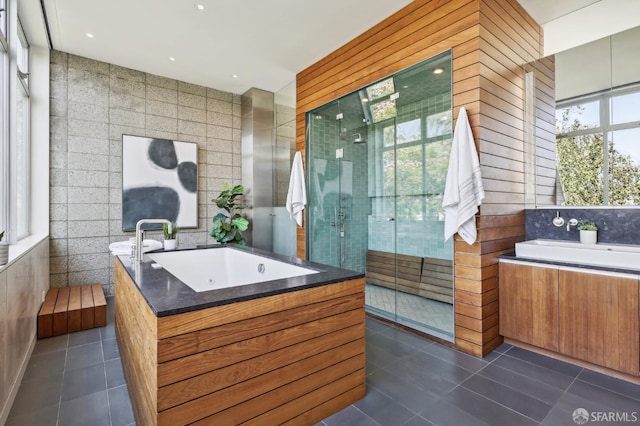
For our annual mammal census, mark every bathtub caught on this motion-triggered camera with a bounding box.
[147,247,319,292]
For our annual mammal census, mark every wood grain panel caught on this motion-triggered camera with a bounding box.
[158,337,364,411]
[157,278,364,339]
[38,288,58,339]
[91,283,107,327]
[80,283,94,330]
[67,286,82,333]
[53,287,70,336]
[158,293,363,362]
[115,259,158,425]
[499,262,559,351]
[157,309,364,387]
[559,270,639,375]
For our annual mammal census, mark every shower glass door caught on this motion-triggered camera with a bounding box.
[307,51,454,341]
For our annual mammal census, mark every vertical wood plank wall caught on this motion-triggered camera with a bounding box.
[296,0,544,357]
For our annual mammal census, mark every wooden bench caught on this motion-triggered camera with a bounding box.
[365,250,454,304]
[38,284,107,338]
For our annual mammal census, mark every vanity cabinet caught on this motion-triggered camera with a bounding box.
[499,260,640,376]
[559,270,639,376]
[499,262,559,351]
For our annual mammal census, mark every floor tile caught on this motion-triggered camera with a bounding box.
[540,390,617,426]
[401,350,474,386]
[478,363,565,405]
[461,374,553,421]
[418,397,493,426]
[58,390,111,426]
[22,349,67,383]
[5,402,59,426]
[367,366,456,414]
[491,342,513,354]
[577,368,640,402]
[68,328,101,348]
[567,379,640,413]
[101,323,116,341]
[442,386,538,426]
[380,326,435,350]
[354,388,416,426]
[106,358,126,389]
[31,334,69,356]
[8,373,63,417]
[505,347,583,378]
[109,385,135,426]
[323,405,381,426]
[403,414,436,426]
[102,337,120,361]
[492,354,576,390]
[61,362,107,402]
[65,341,104,371]
[420,343,488,373]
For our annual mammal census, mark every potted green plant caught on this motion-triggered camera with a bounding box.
[0,231,8,266]
[578,220,598,244]
[163,223,178,250]
[210,183,249,245]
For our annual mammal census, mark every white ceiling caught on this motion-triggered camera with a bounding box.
[21,0,637,96]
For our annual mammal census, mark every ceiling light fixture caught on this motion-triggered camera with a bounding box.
[232,74,239,79]
[432,67,444,75]
[169,57,176,61]
[361,98,369,103]
[194,4,205,10]
[86,33,94,38]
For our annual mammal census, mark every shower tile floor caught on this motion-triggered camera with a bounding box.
[366,283,454,336]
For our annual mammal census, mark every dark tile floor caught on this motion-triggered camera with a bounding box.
[7,297,640,425]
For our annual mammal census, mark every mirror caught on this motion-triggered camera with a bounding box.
[529,25,640,207]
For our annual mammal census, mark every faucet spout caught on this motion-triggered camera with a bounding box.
[134,219,171,262]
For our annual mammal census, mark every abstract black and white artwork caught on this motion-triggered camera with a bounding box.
[122,135,198,231]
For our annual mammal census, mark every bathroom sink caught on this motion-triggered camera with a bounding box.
[515,239,640,270]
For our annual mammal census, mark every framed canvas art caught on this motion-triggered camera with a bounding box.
[122,135,198,231]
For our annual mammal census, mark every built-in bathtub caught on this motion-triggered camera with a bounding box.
[148,247,319,292]
[114,245,366,424]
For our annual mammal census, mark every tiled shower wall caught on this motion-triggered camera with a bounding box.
[49,51,242,295]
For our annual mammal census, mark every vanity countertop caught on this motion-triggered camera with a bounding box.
[499,254,640,277]
[116,244,364,317]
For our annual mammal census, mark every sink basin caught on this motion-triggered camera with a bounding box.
[515,239,640,270]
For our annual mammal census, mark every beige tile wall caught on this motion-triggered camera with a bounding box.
[49,51,242,295]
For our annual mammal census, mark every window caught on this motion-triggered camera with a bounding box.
[0,1,7,236]
[556,84,640,205]
[15,20,29,237]
[0,6,31,242]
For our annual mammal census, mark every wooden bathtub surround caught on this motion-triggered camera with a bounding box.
[115,259,366,425]
[295,0,544,357]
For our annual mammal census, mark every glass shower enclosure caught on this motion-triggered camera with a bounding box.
[306,51,455,340]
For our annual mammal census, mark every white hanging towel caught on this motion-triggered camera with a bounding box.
[442,107,485,245]
[286,151,307,227]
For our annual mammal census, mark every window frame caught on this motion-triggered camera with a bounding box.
[556,83,640,205]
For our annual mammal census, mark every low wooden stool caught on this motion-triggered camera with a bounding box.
[38,284,107,338]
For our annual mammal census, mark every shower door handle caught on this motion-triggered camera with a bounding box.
[386,217,395,222]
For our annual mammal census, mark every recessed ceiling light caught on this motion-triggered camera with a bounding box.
[169,57,176,61]
[86,33,94,38]
[361,98,369,103]
[433,67,444,75]
[402,85,409,89]
[194,3,205,10]
[232,74,239,79]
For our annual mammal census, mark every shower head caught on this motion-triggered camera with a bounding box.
[352,133,367,144]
